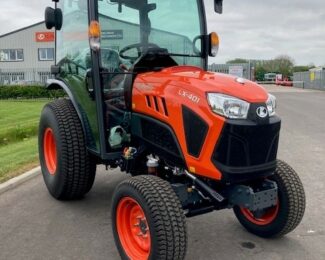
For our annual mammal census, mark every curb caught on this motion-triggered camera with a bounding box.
[0,166,41,195]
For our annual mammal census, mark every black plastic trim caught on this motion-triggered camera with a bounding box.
[88,0,119,161]
[161,97,168,116]
[182,105,208,158]
[212,116,281,183]
[198,0,208,70]
[153,96,159,112]
[131,113,186,167]
[145,95,151,107]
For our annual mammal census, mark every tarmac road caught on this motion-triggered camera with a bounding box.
[1,85,325,260]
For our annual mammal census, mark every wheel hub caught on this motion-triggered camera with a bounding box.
[117,197,151,259]
[135,218,149,236]
[43,128,57,175]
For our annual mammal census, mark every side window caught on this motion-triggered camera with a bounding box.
[56,0,90,77]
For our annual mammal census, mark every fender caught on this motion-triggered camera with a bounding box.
[46,79,99,156]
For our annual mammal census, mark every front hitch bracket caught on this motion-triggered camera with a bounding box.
[227,180,278,211]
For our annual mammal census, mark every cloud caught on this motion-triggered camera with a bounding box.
[205,0,325,65]
[0,0,324,66]
[0,1,52,35]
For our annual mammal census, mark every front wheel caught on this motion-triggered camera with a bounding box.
[111,175,187,260]
[233,160,306,238]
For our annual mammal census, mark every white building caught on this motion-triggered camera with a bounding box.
[0,22,54,85]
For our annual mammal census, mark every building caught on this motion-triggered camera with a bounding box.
[0,22,54,85]
[209,63,254,80]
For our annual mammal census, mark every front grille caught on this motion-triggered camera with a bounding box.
[212,117,281,168]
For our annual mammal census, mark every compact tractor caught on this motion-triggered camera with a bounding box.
[40,0,306,259]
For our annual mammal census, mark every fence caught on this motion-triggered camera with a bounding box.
[0,68,53,85]
[208,63,253,80]
[293,70,325,90]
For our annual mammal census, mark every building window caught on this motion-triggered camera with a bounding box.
[38,48,54,61]
[0,49,24,62]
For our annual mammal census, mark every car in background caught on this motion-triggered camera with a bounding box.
[264,72,277,82]
[276,76,293,87]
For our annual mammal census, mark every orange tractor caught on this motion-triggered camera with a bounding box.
[40,0,305,259]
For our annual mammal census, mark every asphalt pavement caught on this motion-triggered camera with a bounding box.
[0,85,325,260]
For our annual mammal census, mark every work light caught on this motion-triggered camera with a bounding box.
[266,94,276,116]
[89,21,101,51]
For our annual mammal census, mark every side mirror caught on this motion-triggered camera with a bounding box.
[45,7,63,30]
[214,0,223,14]
[50,65,60,75]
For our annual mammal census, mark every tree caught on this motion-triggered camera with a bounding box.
[293,66,311,73]
[255,66,267,81]
[273,55,295,77]
[226,58,248,64]
[261,55,295,77]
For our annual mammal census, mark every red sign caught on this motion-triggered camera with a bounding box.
[35,32,55,42]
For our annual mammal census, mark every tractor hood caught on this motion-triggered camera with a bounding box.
[132,65,272,180]
[135,66,268,103]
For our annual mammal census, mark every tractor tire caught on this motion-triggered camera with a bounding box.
[39,99,96,200]
[233,160,305,238]
[112,175,187,260]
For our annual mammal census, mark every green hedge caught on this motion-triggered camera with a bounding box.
[0,85,66,99]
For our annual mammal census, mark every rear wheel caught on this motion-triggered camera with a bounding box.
[112,175,187,260]
[39,99,96,200]
[233,160,305,237]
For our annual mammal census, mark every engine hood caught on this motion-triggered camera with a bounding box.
[136,66,268,103]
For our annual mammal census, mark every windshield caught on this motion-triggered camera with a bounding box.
[98,0,204,68]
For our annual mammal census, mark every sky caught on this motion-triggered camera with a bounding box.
[0,0,324,66]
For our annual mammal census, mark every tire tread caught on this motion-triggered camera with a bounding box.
[114,175,187,260]
[42,99,96,200]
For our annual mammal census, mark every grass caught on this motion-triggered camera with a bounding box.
[0,137,39,183]
[0,100,46,145]
[0,100,47,183]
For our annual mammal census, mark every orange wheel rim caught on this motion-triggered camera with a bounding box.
[43,128,57,175]
[240,201,280,226]
[116,197,151,260]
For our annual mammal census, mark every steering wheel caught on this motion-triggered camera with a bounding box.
[119,43,159,61]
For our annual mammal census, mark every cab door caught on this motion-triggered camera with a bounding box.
[94,1,142,152]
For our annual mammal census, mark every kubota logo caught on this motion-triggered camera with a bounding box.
[256,106,268,118]
[37,34,45,41]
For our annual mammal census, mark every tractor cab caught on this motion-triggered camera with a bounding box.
[46,0,221,159]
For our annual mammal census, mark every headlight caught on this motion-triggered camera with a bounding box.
[266,94,276,116]
[207,93,250,119]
